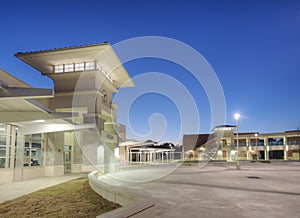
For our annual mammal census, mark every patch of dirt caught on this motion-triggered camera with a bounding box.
[0,178,121,218]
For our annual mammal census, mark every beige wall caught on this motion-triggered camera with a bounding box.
[23,167,44,180]
[182,135,198,151]
[0,169,14,184]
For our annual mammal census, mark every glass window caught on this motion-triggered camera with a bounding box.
[64,63,74,72]
[85,61,95,70]
[75,62,84,71]
[268,137,284,146]
[23,135,30,167]
[23,134,43,167]
[0,147,6,157]
[259,138,264,146]
[0,124,11,168]
[54,65,64,73]
[0,135,5,145]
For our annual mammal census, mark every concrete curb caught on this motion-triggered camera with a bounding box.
[88,171,156,218]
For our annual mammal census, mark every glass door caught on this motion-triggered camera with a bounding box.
[63,145,71,173]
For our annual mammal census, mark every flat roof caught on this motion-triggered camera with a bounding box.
[15,42,109,55]
[15,42,135,88]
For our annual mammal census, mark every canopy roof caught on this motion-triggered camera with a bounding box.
[0,70,94,134]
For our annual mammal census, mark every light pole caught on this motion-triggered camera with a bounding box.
[234,113,241,170]
[255,133,258,160]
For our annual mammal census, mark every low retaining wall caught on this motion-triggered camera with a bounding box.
[97,199,156,218]
[88,171,156,218]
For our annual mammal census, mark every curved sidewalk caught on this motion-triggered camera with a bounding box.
[0,174,83,204]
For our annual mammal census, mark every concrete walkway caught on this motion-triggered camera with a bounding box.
[100,162,300,218]
[1,163,300,217]
[0,174,83,203]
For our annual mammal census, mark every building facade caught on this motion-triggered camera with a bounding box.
[183,125,300,161]
[119,141,181,166]
[0,43,134,184]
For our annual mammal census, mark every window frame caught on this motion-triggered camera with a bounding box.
[23,134,43,167]
[0,125,11,169]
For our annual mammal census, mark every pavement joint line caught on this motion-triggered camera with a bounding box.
[157,180,300,196]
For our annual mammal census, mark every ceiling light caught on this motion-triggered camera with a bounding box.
[32,120,45,123]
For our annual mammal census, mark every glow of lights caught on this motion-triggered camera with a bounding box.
[32,120,45,123]
[234,113,240,120]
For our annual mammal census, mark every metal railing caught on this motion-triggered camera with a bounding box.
[287,140,300,145]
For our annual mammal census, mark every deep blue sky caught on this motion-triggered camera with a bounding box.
[1,0,300,143]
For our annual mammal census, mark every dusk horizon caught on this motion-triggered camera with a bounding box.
[1,0,300,142]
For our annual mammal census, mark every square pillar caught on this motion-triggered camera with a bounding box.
[264,137,269,160]
[283,136,288,160]
[10,126,16,169]
[14,128,24,181]
[5,125,11,168]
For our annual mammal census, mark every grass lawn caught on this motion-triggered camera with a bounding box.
[0,178,121,217]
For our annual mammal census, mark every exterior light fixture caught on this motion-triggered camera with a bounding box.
[255,133,258,159]
[32,120,45,123]
[234,113,240,120]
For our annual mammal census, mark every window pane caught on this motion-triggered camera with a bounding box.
[25,135,30,147]
[0,125,6,145]
[0,124,6,133]
[0,147,6,156]
[24,148,30,167]
[64,63,74,72]
[0,145,11,159]
[0,157,10,168]
[85,61,95,70]
[54,65,64,73]
[0,136,5,145]
[75,63,84,71]
[268,137,284,146]
[31,149,42,166]
[32,143,41,148]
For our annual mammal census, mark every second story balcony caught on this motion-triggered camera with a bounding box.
[287,140,300,145]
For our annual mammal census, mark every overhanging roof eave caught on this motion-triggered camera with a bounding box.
[0,87,53,99]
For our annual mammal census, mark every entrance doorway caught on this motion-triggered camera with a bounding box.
[63,145,72,173]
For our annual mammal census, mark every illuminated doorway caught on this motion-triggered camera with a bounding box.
[64,145,72,173]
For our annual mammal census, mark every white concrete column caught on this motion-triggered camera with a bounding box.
[14,128,24,181]
[226,150,229,161]
[264,137,269,160]
[103,143,116,173]
[139,151,141,163]
[97,144,105,168]
[284,136,288,160]
[45,132,64,176]
[5,125,11,168]
[129,149,132,165]
[126,146,129,164]
[246,137,250,160]
[10,126,16,169]
[150,152,152,162]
